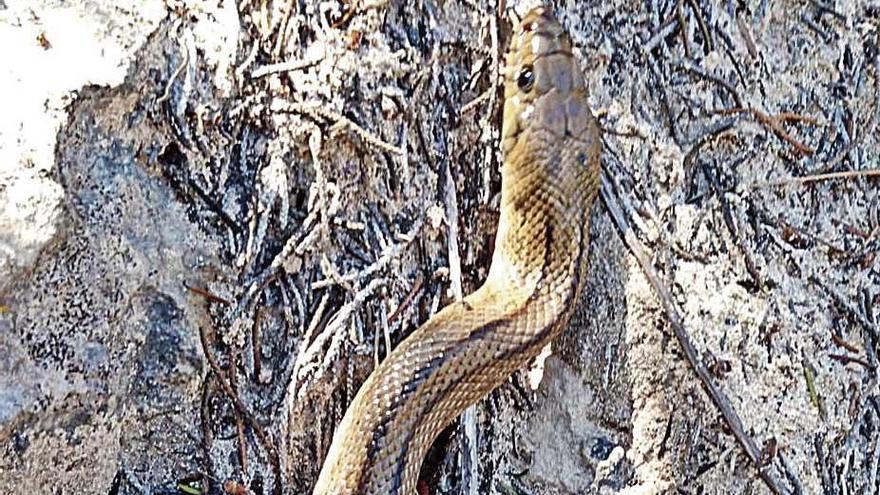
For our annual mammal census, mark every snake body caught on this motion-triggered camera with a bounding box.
[313,7,601,494]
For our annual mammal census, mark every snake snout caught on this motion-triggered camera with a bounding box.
[519,6,562,35]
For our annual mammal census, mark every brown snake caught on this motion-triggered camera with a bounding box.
[313,7,601,494]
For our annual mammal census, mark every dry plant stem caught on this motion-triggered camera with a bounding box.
[252,305,263,380]
[199,376,216,493]
[769,211,845,254]
[808,0,848,22]
[828,353,875,370]
[293,277,388,397]
[386,274,423,326]
[676,0,691,59]
[600,175,793,495]
[870,430,880,495]
[812,278,880,364]
[444,163,464,303]
[292,293,330,385]
[227,352,249,473]
[185,284,232,305]
[813,434,834,493]
[198,322,282,495]
[644,16,679,52]
[604,128,643,139]
[641,52,682,144]
[675,58,742,108]
[483,5,501,204]
[778,451,805,495]
[234,43,258,83]
[157,34,189,105]
[831,332,863,354]
[751,169,880,189]
[460,89,493,115]
[251,57,321,78]
[443,148,478,494]
[275,101,405,155]
[773,112,819,125]
[734,14,758,59]
[700,162,762,289]
[820,56,879,173]
[860,289,879,369]
[715,107,815,155]
[312,220,423,289]
[685,0,713,52]
[271,0,296,57]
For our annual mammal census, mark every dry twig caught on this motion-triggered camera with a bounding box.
[714,108,816,156]
[685,0,713,53]
[157,31,190,105]
[442,128,479,494]
[812,278,880,357]
[387,274,424,326]
[808,0,847,22]
[700,161,762,289]
[185,284,232,305]
[198,322,282,495]
[750,169,880,189]
[311,220,423,289]
[251,57,322,79]
[674,58,742,108]
[292,277,388,397]
[644,16,680,52]
[601,175,794,495]
[274,101,405,156]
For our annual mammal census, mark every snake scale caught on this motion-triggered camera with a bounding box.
[313,6,601,494]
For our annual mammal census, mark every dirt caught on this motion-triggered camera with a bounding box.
[1,1,878,494]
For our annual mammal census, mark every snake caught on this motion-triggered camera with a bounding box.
[312,6,601,494]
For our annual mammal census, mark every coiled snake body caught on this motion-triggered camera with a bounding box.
[313,7,601,494]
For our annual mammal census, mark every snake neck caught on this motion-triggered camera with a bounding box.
[312,163,591,495]
[487,127,591,298]
[313,124,597,495]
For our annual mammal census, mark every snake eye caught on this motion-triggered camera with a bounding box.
[517,65,535,92]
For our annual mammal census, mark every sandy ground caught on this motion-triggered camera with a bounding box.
[1,0,878,494]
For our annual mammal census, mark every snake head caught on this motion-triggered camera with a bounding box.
[501,7,594,157]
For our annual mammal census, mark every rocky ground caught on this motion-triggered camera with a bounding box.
[1,0,878,494]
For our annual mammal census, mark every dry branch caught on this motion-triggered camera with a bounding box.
[198,321,282,495]
[601,175,794,495]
